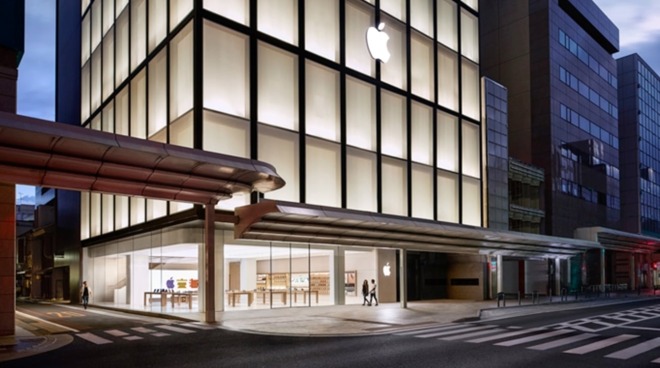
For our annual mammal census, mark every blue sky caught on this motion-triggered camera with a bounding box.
[13,0,660,204]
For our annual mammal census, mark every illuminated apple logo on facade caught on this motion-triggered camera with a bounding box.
[366,23,391,63]
[382,262,391,277]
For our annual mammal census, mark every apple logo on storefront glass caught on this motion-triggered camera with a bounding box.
[366,23,391,63]
[382,262,391,277]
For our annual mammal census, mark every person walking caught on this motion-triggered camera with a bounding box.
[362,279,370,306]
[80,281,91,309]
[369,279,378,306]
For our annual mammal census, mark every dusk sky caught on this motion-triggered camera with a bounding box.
[13,0,660,204]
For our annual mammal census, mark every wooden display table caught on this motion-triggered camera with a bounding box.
[226,290,254,307]
[255,290,287,305]
[144,291,168,307]
[292,290,319,304]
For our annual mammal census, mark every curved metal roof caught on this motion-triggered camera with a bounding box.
[0,111,285,204]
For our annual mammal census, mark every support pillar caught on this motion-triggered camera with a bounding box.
[0,184,15,337]
[399,249,407,308]
[554,258,560,296]
[334,248,345,306]
[630,254,635,290]
[600,249,606,291]
[496,255,503,294]
[204,203,216,323]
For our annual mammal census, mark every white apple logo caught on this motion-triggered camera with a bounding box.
[382,262,391,277]
[366,23,391,63]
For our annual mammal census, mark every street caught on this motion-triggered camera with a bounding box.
[5,299,660,367]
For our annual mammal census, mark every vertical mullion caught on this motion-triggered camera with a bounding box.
[249,0,260,203]
[299,0,306,204]
[405,0,412,217]
[375,0,382,214]
[340,0,347,209]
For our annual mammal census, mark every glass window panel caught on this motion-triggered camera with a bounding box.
[380,0,405,21]
[130,0,147,72]
[170,22,194,122]
[82,0,90,15]
[412,164,433,220]
[91,0,102,51]
[462,177,481,226]
[170,0,193,31]
[411,33,433,100]
[438,45,458,110]
[462,121,481,178]
[91,192,101,237]
[82,13,91,65]
[260,125,299,201]
[411,102,432,165]
[203,110,250,157]
[461,59,480,120]
[203,22,249,118]
[103,0,114,36]
[115,195,129,230]
[381,91,406,158]
[148,48,167,138]
[437,0,457,50]
[258,43,298,130]
[102,194,114,234]
[437,170,458,223]
[115,10,129,86]
[380,16,406,90]
[258,0,298,45]
[130,70,147,139]
[410,0,433,37]
[306,138,341,207]
[306,61,340,141]
[102,101,114,133]
[204,0,249,25]
[116,0,128,17]
[215,192,249,211]
[91,48,102,112]
[462,0,478,11]
[147,199,167,221]
[346,77,376,150]
[102,29,115,101]
[130,197,145,225]
[92,114,101,131]
[81,192,90,240]
[382,157,407,216]
[115,86,129,136]
[81,62,90,122]
[437,111,458,171]
[460,9,479,63]
[170,111,194,148]
[172,201,194,213]
[346,1,375,77]
[347,147,377,212]
[148,0,167,53]
[305,0,339,61]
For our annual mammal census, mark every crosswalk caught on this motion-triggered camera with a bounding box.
[75,322,220,345]
[383,321,660,364]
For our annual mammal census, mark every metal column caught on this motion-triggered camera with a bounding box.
[204,203,216,323]
[399,249,407,308]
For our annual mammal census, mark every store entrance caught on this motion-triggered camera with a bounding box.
[406,252,447,301]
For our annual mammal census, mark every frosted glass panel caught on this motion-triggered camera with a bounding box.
[115,87,129,136]
[437,171,458,223]
[204,22,249,118]
[437,0,457,50]
[81,13,90,65]
[380,16,406,90]
[381,91,406,158]
[171,201,194,214]
[462,0,478,11]
[203,110,250,158]
[345,1,374,77]
[306,62,339,141]
[410,0,432,37]
[205,0,249,25]
[437,111,458,172]
[170,111,194,148]
[411,33,433,100]
[81,192,90,240]
[462,121,481,178]
[130,0,146,72]
[91,48,101,112]
[347,148,376,212]
[102,102,114,133]
[81,62,90,122]
[148,49,167,138]
[170,0,193,31]
[102,194,114,234]
[411,102,432,165]
[115,11,129,86]
[148,0,167,53]
[116,0,128,17]
[92,115,101,131]
[258,43,298,130]
[147,199,167,221]
[102,30,114,101]
[306,138,340,207]
[103,0,114,36]
[346,77,376,150]
[115,195,129,230]
[130,197,145,225]
[461,9,479,63]
[461,60,480,120]
[91,0,102,51]
[412,164,433,220]
[305,0,339,61]
[130,70,147,139]
[380,0,404,21]
[170,22,194,122]
[258,0,297,45]
[462,177,481,226]
[260,125,299,201]
[382,158,407,216]
[438,45,458,111]
[91,192,101,237]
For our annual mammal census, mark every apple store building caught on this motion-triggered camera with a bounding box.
[76,0,533,317]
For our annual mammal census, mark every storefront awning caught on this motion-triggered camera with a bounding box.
[235,200,601,258]
[0,112,285,204]
[575,227,660,254]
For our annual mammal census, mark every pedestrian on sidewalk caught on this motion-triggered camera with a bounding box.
[369,279,378,306]
[81,281,92,309]
[362,279,370,306]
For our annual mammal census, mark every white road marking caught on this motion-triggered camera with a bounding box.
[527,333,597,351]
[395,324,464,336]
[605,337,660,360]
[564,334,638,355]
[417,325,496,339]
[132,327,157,334]
[495,329,572,347]
[76,332,113,345]
[16,311,79,333]
[155,325,196,334]
[105,329,129,337]
[440,328,505,341]
[467,328,545,343]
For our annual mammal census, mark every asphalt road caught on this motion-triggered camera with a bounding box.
[7,299,660,368]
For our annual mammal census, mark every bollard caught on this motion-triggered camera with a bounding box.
[533,290,539,304]
[497,292,505,307]
[518,291,521,306]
